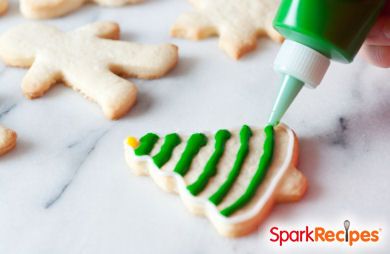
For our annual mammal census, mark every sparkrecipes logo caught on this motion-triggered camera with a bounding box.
[269,220,381,246]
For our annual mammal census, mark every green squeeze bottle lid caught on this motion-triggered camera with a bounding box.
[268,40,330,125]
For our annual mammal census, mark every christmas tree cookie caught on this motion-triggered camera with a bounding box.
[124,124,306,237]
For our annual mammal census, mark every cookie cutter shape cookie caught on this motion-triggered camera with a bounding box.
[0,21,178,120]
[0,125,17,156]
[124,124,306,237]
[0,0,7,15]
[171,0,283,60]
[20,0,142,19]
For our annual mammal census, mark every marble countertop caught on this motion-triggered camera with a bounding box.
[1,1,390,253]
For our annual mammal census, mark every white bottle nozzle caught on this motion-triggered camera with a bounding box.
[274,40,331,88]
[268,40,331,125]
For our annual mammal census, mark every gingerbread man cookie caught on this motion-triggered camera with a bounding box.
[0,125,17,156]
[20,0,142,19]
[0,21,178,120]
[171,0,283,59]
[124,124,306,236]
[0,0,7,15]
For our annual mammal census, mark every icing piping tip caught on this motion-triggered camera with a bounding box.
[268,75,304,126]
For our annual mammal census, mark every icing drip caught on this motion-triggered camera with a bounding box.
[187,129,231,195]
[209,125,252,205]
[134,133,159,156]
[152,133,181,168]
[220,125,274,217]
[173,133,208,176]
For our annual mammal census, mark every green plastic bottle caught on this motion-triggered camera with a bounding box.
[268,0,387,125]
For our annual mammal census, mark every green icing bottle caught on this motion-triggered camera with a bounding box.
[268,0,386,125]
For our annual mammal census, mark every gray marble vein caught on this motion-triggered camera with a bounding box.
[330,116,349,148]
[0,103,16,119]
[44,129,109,209]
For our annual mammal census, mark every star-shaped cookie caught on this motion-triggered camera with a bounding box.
[171,0,283,59]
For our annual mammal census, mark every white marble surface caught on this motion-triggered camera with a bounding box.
[1,0,390,253]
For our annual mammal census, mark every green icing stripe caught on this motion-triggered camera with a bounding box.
[187,130,231,196]
[220,125,275,217]
[152,133,181,168]
[135,133,159,156]
[173,133,208,176]
[209,125,252,205]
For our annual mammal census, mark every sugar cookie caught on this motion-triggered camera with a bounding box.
[0,125,17,156]
[0,21,178,120]
[124,124,306,237]
[0,0,7,15]
[20,0,142,19]
[171,0,283,59]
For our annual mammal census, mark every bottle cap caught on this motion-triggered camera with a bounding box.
[274,40,330,88]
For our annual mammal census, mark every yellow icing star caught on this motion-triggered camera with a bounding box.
[126,137,139,148]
